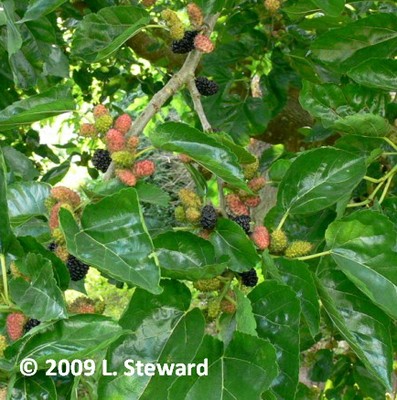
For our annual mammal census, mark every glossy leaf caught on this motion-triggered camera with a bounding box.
[9,253,67,321]
[11,372,57,400]
[311,14,397,67]
[154,231,228,281]
[333,114,391,137]
[211,132,256,164]
[210,218,260,272]
[335,135,384,157]
[22,0,68,22]
[317,258,393,390]
[0,147,12,254]
[41,160,70,185]
[7,181,50,227]
[71,6,150,63]
[235,288,257,336]
[9,315,123,369]
[169,332,279,400]
[2,146,39,181]
[312,0,345,17]
[60,188,161,294]
[151,122,248,190]
[249,281,300,400]
[326,210,397,319]
[276,258,320,338]
[278,147,366,215]
[100,280,200,399]
[18,236,69,291]
[135,181,170,207]
[347,59,397,92]
[0,84,75,129]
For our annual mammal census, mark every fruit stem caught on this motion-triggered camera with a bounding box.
[379,175,393,204]
[217,179,227,217]
[383,137,397,152]
[187,77,212,132]
[276,209,289,231]
[296,250,331,261]
[0,253,10,305]
[135,146,155,159]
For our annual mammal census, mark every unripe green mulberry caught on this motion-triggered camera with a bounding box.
[178,188,201,208]
[174,206,186,222]
[44,196,57,211]
[269,229,288,253]
[111,151,134,168]
[207,300,221,319]
[95,114,113,134]
[185,207,201,223]
[193,278,222,292]
[285,241,313,258]
[170,23,185,40]
[242,158,259,180]
[52,228,65,245]
[0,335,7,357]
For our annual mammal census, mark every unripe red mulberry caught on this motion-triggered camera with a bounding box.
[0,335,7,357]
[51,187,81,207]
[79,123,96,138]
[133,160,155,177]
[68,296,96,314]
[264,0,281,14]
[187,3,203,27]
[49,203,74,231]
[141,0,157,7]
[114,114,132,135]
[106,129,126,153]
[226,194,249,216]
[198,229,211,240]
[245,195,261,208]
[248,177,266,192]
[179,154,192,163]
[127,136,140,150]
[93,104,109,118]
[285,241,313,258]
[194,34,214,53]
[111,151,135,168]
[6,313,27,341]
[95,114,113,134]
[221,291,236,314]
[116,169,137,187]
[251,226,270,250]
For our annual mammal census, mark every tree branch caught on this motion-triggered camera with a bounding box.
[187,77,212,132]
[104,13,220,180]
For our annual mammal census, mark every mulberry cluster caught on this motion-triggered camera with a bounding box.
[176,188,203,224]
[187,3,204,27]
[285,241,313,258]
[200,205,218,230]
[251,226,270,250]
[68,296,96,314]
[0,335,7,357]
[172,30,199,54]
[239,268,258,287]
[194,35,214,53]
[232,215,251,234]
[269,229,288,254]
[92,149,112,173]
[24,319,41,333]
[264,0,281,14]
[193,278,222,292]
[161,9,185,40]
[6,313,27,341]
[195,77,219,96]
[67,255,89,281]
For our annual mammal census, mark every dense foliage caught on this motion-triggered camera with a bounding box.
[1,0,397,399]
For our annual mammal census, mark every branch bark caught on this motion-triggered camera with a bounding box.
[187,78,212,132]
[104,13,219,180]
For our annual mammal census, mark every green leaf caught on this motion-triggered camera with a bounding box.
[9,315,123,369]
[235,288,257,336]
[11,372,57,400]
[300,81,389,128]
[9,253,67,321]
[276,258,320,338]
[154,232,228,281]
[335,135,385,157]
[169,332,279,400]
[249,281,300,400]
[151,122,248,191]
[135,181,170,207]
[211,132,256,164]
[7,181,50,227]
[2,146,39,181]
[71,6,150,63]
[278,147,366,215]
[0,84,75,129]
[333,114,391,137]
[0,147,13,254]
[326,210,397,319]
[41,160,71,185]
[312,0,345,16]
[100,280,200,399]
[347,59,397,92]
[260,144,285,170]
[22,0,68,22]
[268,158,292,183]
[18,236,69,291]
[317,258,393,390]
[311,14,397,67]
[3,0,22,56]
[60,188,161,294]
[210,218,260,272]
